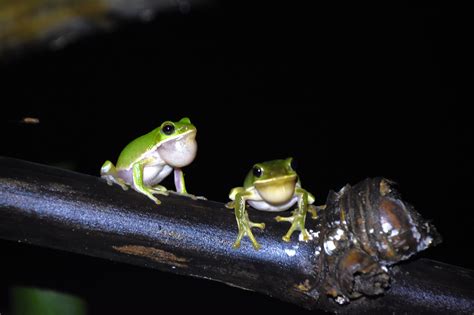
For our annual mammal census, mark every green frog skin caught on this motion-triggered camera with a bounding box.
[226,158,320,250]
[100,117,198,205]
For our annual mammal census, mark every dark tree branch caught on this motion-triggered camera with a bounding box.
[0,157,473,313]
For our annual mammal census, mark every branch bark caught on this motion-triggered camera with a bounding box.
[0,157,473,313]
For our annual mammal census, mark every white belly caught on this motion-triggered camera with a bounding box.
[248,196,298,212]
[117,161,173,187]
[143,164,173,186]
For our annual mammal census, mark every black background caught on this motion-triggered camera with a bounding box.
[1,3,473,314]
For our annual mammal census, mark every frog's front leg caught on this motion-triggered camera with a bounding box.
[227,188,265,250]
[174,168,188,194]
[132,160,166,205]
[171,168,206,200]
[275,188,315,242]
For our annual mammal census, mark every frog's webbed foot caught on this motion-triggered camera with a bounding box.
[234,210,266,250]
[308,205,318,219]
[275,210,310,242]
[225,201,235,209]
[168,190,207,200]
[148,184,169,196]
[103,175,129,191]
[276,189,325,242]
[140,185,170,205]
[308,204,326,219]
[101,160,128,191]
[131,162,168,205]
[131,186,164,205]
[188,193,207,200]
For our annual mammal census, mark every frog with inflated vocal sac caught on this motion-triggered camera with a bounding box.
[100,117,198,205]
[226,158,321,250]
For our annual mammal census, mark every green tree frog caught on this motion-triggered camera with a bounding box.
[226,158,320,250]
[100,117,198,205]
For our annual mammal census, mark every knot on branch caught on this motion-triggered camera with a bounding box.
[314,178,441,304]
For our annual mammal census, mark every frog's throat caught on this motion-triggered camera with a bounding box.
[157,129,197,168]
[122,129,197,171]
[254,175,297,205]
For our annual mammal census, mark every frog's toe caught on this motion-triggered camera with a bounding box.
[180,192,207,200]
[141,189,163,205]
[167,191,204,200]
[282,230,296,242]
[309,205,326,219]
[278,213,310,242]
[152,197,162,205]
[233,231,244,248]
[149,186,169,197]
[308,206,318,219]
[245,232,261,250]
[252,241,262,250]
[233,217,264,250]
[102,174,128,191]
[275,215,294,223]
[317,205,327,211]
[150,191,168,196]
[299,229,311,241]
[186,193,199,200]
[250,222,265,230]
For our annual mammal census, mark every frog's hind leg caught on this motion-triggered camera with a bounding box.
[101,160,128,190]
[132,162,168,205]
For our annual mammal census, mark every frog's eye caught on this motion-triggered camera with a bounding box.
[253,166,263,177]
[290,158,297,170]
[162,123,175,135]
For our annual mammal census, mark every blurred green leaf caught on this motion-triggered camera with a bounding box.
[11,286,87,315]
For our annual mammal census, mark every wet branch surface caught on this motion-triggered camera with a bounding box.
[1,157,473,313]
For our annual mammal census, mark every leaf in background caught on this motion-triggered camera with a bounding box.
[10,286,86,315]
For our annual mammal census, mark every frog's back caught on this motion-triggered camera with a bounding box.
[116,129,158,170]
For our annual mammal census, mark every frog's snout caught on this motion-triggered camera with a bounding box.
[181,124,197,135]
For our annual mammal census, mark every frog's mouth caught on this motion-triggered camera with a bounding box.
[255,175,297,205]
[158,129,197,168]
